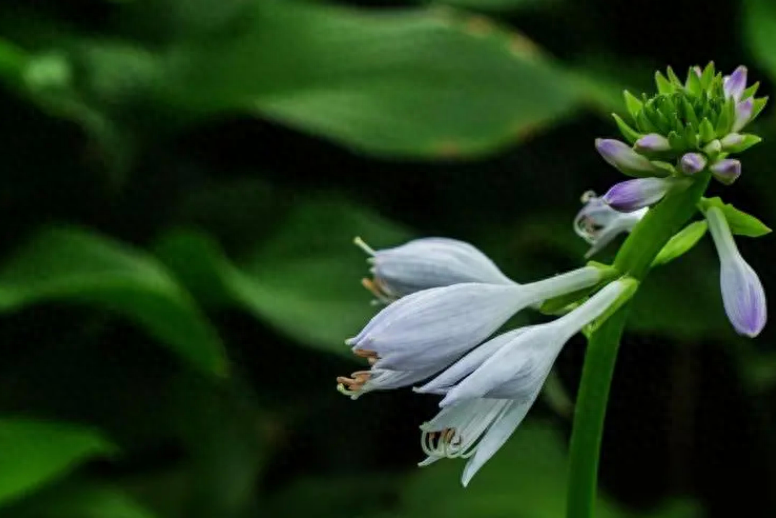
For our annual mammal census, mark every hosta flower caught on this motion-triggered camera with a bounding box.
[354,237,512,302]
[602,177,678,212]
[595,139,662,178]
[710,159,742,185]
[706,207,767,337]
[732,97,754,133]
[337,266,606,397]
[574,191,646,257]
[415,279,634,485]
[679,153,707,175]
[723,66,747,101]
[634,133,671,153]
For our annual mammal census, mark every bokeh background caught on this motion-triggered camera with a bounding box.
[2,0,776,517]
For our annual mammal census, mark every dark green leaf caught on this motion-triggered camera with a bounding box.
[0,226,228,376]
[0,419,114,508]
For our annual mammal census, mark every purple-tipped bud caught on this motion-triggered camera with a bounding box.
[710,159,742,185]
[733,98,754,132]
[723,66,748,101]
[595,138,660,177]
[692,66,703,77]
[720,133,745,150]
[680,153,707,175]
[706,207,766,337]
[602,177,674,212]
[635,133,671,153]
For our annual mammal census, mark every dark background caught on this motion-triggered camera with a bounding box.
[1,0,775,517]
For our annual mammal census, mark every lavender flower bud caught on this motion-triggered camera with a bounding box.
[733,98,754,132]
[710,159,742,185]
[680,153,707,175]
[595,138,661,177]
[723,66,748,101]
[634,133,671,153]
[602,177,674,212]
[706,207,767,337]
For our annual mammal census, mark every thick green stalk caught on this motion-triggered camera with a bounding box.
[565,174,711,518]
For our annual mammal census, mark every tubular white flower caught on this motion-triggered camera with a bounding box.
[346,266,604,372]
[337,363,440,400]
[574,191,646,258]
[413,279,634,485]
[706,207,767,337]
[354,237,513,302]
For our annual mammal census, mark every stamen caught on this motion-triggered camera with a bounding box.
[360,278,394,304]
[581,190,598,203]
[353,348,379,360]
[353,236,376,256]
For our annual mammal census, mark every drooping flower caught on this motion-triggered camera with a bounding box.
[354,237,513,302]
[706,207,767,337]
[594,139,663,177]
[337,266,607,397]
[415,279,635,485]
[602,177,678,212]
[573,191,646,257]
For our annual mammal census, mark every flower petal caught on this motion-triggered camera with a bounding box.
[603,178,674,212]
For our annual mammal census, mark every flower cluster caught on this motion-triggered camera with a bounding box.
[334,62,769,488]
[596,63,766,212]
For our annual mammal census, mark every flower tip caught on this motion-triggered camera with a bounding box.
[680,153,707,175]
[711,159,742,185]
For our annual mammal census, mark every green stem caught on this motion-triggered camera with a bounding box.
[565,174,711,518]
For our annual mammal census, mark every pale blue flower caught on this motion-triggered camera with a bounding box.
[706,207,767,337]
[679,153,707,175]
[723,66,748,101]
[602,177,677,212]
[595,139,662,177]
[710,159,742,185]
[354,237,512,302]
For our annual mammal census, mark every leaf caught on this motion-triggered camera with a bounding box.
[431,0,558,12]
[652,221,708,267]
[0,226,228,376]
[745,0,776,81]
[156,199,412,354]
[396,422,701,518]
[12,483,157,518]
[162,0,580,158]
[0,419,115,508]
[698,197,772,237]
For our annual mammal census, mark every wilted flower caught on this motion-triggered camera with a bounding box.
[706,207,767,337]
[415,279,635,485]
[602,177,678,212]
[354,237,513,302]
[574,191,646,257]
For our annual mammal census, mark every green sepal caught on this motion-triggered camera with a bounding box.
[652,220,708,267]
[649,160,676,177]
[698,118,716,143]
[635,108,657,133]
[685,67,702,96]
[683,122,698,149]
[698,197,772,237]
[752,97,769,121]
[667,66,683,88]
[703,139,722,158]
[742,82,760,100]
[725,134,762,153]
[667,130,685,151]
[700,62,715,89]
[582,277,639,337]
[623,90,643,121]
[715,98,735,137]
[612,113,642,144]
[680,96,699,127]
[655,71,674,95]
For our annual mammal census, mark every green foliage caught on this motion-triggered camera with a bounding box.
[698,197,772,237]
[0,226,228,376]
[652,220,708,266]
[12,483,157,518]
[0,419,114,508]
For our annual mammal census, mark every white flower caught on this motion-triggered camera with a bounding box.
[354,237,512,302]
[337,266,606,398]
[574,191,646,258]
[706,207,767,337]
[415,279,634,485]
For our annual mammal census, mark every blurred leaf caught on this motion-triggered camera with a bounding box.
[0,38,26,83]
[13,483,157,518]
[396,422,700,518]
[430,0,555,12]
[0,226,228,376]
[163,0,580,158]
[0,419,114,508]
[745,0,776,81]
[156,198,411,354]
